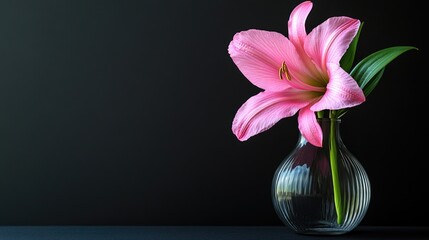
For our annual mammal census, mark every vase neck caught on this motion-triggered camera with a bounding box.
[319,118,342,147]
[298,118,343,147]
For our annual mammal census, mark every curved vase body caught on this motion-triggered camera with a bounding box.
[272,118,371,235]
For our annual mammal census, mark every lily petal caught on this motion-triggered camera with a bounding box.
[305,17,360,71]
[287,1,327,86]
[228,29,295,92]
[311,63,365,111]
[288,1,312,48]
[232,90,312,141]
[298,105,322,147]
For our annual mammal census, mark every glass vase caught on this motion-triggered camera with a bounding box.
[271,118,371,235]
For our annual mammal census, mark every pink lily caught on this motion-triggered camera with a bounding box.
[229,1,365,147]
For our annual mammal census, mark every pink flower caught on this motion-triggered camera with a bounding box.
[229,1,365,147]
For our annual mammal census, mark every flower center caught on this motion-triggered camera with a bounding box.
[278,61,291,80]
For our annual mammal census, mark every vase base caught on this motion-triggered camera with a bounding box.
[291,220,354,235]
[296,229,349,236]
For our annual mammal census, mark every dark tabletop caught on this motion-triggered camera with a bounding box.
[0,226,428,240]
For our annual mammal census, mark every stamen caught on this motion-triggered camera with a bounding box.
[278,61,291,80]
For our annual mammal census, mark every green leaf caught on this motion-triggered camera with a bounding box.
[340,22,364,72]
[362,67,385,96]
[350,46,418,96]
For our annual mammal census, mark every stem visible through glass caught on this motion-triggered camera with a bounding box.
[328,111,343,224]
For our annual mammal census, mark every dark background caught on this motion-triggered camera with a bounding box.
[0,0,426,226]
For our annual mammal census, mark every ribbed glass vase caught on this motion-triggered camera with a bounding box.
[272,118,371,235]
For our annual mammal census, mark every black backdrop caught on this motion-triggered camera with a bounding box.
[0,0,426,226]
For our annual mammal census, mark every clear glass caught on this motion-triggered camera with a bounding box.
[272,118,371,235]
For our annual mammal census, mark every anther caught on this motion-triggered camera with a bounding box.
[278,61,291,80]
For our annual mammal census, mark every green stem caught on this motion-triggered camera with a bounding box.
[329,113,343,224]
[316,110,325,119]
